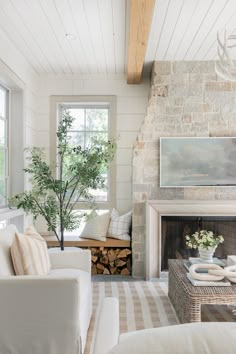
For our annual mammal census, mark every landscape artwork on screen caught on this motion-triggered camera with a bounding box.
[160,137,236,187]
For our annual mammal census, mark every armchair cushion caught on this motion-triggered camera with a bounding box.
[11,227,51,275]
[48,249,92,352]
[49,267,92,352]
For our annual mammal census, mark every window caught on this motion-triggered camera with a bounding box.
[0,85,8,207]
[51,96,116,209]
[0,220,7,229]
[60,105,109,202]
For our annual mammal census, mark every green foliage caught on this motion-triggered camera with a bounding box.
[10,110,116,249]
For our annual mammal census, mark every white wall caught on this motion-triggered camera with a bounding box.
[0,27,39,230]
[0,26,39,162]
[36,75,149,213]
[0,23,150,219]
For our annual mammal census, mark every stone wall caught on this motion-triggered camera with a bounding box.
[132,61,236,278]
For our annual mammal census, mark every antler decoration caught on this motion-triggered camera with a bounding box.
[215,30,236,81]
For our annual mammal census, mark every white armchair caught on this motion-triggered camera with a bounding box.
[93,300,236,354]
[0,225,92,354]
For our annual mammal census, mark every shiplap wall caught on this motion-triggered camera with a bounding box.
[0,26,39,229]
[0,19,150,218]
[0,22,39,153]
[35,75,149,213]
[0,20,149,222]
[0,25,38,182]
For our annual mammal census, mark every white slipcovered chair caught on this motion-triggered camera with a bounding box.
[107,322,236,354]
[0,224,92,354]
[94,298,236,354]
[93,301,236,354]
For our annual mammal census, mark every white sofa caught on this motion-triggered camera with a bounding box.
[94,300,236,354]
[0,224,92,354]
[108,322,236,354]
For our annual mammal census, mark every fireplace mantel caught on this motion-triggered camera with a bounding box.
[145,200,236,280]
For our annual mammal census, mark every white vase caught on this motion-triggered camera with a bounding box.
[198,246,216,262]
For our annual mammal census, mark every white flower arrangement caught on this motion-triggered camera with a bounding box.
[185,230,224,250]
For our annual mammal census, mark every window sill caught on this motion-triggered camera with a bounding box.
[0,208,24,221]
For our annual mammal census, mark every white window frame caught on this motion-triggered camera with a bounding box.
[0,63,25,232]
[0,84,9,208]
[50,95,116,210]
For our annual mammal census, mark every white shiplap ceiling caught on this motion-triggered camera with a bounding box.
[146,0,236,63]
[1,0,236,77]
[0,0,126,76]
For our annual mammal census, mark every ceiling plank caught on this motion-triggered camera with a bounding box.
[127,0,155,84]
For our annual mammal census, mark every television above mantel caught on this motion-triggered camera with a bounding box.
[160,137,236,187]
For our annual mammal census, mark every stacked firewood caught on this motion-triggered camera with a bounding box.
[89,247,132,275]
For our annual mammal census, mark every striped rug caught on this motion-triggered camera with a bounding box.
[84,281,236,354]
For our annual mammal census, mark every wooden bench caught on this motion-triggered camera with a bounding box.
[44,235,130,248]
[44,235,131,276]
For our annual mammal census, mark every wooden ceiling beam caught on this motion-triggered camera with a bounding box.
[127,0,155,84]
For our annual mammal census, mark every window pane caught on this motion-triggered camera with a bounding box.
[100,167,108,178]
[68,108,85,130]
[85,132,108,147]
[89,179,108,201]
[0,146,5,178]
[0,88,6,118]
[67,132,84,147]
[0,179,6,205]
[0,86,8,207]
[0,120,5,145]
[0,220,7,229]
[59,104,110,204]
[85,108,108,131]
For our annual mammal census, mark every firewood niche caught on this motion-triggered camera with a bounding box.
[90,247,132,275]
[45,236,132,275]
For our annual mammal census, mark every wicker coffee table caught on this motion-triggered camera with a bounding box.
[168,259,236,323]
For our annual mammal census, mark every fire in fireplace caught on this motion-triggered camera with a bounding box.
[161,216,236,271]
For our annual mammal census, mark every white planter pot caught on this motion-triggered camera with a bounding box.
[48,247,81,253]
[198,246,216,262]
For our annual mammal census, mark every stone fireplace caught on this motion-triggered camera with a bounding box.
[131,60,236,278]
[145,200,236,279]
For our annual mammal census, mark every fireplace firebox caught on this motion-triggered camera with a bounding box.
[161,216,236,271]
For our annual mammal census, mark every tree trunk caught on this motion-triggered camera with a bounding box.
[60,227,64,251]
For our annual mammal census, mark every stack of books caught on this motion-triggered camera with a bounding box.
[184,257,225,272]
[184,257,230,286]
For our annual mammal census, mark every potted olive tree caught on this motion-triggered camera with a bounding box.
[10,110,116,250]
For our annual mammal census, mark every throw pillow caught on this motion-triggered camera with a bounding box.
[80,211,111,241]
[107,209,132,240]
[11,226,51,275]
